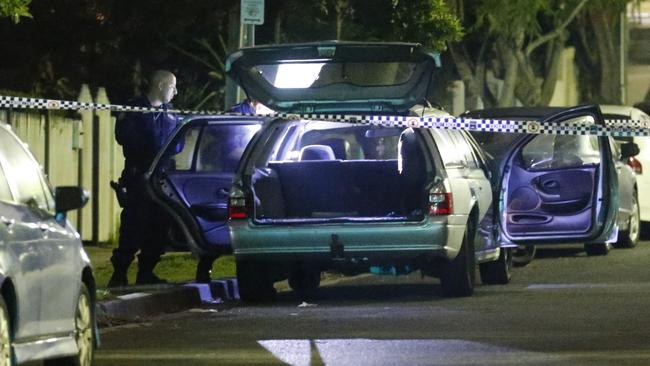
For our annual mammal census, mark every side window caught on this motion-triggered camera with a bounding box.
[522,134,600,170]
[168,127,200,171]
[0,163,13,202]
[195,124,259,173]
[0,128,50,210]
[447,130,479,169]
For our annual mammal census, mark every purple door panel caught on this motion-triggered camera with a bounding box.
[504,164,597,236]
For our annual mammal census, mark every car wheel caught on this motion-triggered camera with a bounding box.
[45,283,95,366]
[236,260,277,302]
[0,297,13,366]
[479,247,512,285]
[616,192,640,248]
[584,243,610,256]
[512,245,536,267]
[288,268,321,293]
[440,227,475,297]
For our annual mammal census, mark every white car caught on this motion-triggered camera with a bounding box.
[601,105,650,230]
[0,123,96,365]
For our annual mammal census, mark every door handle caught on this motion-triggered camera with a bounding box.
[217,188,230,197]
[542,180,560,189]
[39,224,49,232]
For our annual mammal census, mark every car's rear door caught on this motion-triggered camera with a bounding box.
[499,107,617,244]
[149,117,261,252]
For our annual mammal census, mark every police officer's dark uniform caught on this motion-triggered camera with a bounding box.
[108,95,180,287]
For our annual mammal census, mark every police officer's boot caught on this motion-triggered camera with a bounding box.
[107,257,130,288]
[195,255,218,283]
[135,255,168,285]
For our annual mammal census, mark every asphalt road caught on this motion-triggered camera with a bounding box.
[95,242,650,366]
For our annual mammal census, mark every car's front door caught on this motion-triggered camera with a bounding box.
[151,118,260,252]
[500,109,617,244]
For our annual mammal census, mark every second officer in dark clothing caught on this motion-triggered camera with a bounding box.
[108,69,180,287]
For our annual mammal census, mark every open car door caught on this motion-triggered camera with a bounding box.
[499,106,618,245]
[148,116,262,254]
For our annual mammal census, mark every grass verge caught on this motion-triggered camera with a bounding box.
[85,244,236,289]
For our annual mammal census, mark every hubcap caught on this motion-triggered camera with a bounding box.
[75,291,93,366]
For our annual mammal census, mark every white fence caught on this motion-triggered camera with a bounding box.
[0,84,123,244]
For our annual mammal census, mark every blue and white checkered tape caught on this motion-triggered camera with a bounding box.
[1,95,649,137]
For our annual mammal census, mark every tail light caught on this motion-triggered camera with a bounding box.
[627,157,643,175]
[228,186,248,219]
[429,180,453,215]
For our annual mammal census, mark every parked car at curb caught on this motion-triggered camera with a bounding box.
[147,42,512,301]
[148,43,623,302]
[601,105,650,235]
[464,106,637,264]
[0,123,96,365]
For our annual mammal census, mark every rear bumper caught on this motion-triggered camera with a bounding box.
[230,216,463,262]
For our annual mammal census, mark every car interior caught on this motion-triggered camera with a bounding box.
[251,123,432,222]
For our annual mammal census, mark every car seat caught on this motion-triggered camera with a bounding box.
[398,128,427,214]
[299,145,336,161]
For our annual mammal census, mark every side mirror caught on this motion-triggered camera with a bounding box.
[620,142,640,159]
[55,186,89,213]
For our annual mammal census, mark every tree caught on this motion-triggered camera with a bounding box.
[572,0,629,104]
[0,0,31,23]
[447,0,589,108]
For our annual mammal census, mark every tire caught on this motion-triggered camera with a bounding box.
[641,221,650,241]
[288,268,321,293]
[479,247,512,285]
[616,192,640,248]
[584,243,610,256]
[45,283,95,366]
[0,297,13,366]
[440,228,475,297]
[236,260,277,302]
[512,245,536,267]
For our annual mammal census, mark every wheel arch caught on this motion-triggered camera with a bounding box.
[0,277,16,338]
[81,266,100,348]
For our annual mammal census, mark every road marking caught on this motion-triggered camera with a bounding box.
[97,340,650,365]
[526,283,650,290]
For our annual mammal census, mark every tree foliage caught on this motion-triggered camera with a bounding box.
[0,0,31,23]
[0,0,632,109]
[447,0,630,108]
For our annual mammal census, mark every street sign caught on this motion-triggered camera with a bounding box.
[241,0,264,25]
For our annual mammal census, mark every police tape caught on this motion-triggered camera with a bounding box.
[1,95,649,137]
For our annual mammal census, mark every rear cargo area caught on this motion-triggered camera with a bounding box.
[252,159,426,221]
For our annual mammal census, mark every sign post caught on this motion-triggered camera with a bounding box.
[230,0,264,104]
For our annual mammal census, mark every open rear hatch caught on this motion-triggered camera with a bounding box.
[226,41,441,114]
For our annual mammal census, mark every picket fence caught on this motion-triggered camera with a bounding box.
[0,85,123,245]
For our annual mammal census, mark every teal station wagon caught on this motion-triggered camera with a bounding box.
[147,42,619,302]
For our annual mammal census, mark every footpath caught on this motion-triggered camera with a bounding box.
[95,278,239,326]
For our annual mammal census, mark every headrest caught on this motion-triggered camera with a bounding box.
[299,145,336,161]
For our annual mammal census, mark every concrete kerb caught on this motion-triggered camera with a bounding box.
[96,278,238,326]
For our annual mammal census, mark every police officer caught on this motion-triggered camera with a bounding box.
[108,70,180,287]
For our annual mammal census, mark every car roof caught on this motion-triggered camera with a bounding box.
[181,115,268,125]
[600,104,650,121]
[460,107,571,120]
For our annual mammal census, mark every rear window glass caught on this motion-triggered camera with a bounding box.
[263,122,404,163]
[254,62,417,89]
